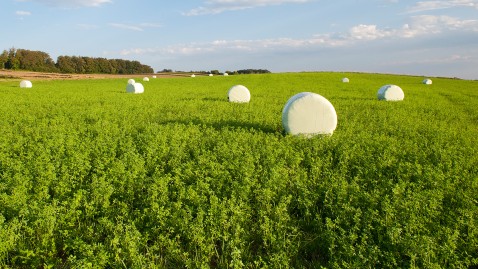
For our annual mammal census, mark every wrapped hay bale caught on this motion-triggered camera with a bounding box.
[127,79,135,85]
[143,77,149,82]
[223,73,229,76]
[126,83,144,94]
[377,85,404,101]
[423,79,432,85]
[282,92,337,136]
[152,75,157,78]
[209,74,213,77]
[191,74,196,78]
[342,78,350,83]
[20,80,33,88]
[228,85,250,103]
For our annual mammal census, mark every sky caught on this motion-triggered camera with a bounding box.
[2,0,478,79]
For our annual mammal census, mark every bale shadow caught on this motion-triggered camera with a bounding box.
[157,118,279,134]
[179,97,226,102]
[331,97,374,101]
[201,97,226,102]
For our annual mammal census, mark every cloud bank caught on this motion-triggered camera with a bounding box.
[183,0,311,15]
[109,22,162,32]
[407,0,478,13]
[120,15,478,57]
[15,0,112,8]
[15,10,31,16]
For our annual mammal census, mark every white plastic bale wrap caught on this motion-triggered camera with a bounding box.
[152,76,157,78]
[423,79,432,85]
[224,73,229,76]
[143,77,149,82]
[126,83,144,94]
[377,85,404,101]
[20,80,32,88]
[228,85,251,103]
[127,79,135,85]
[282,92,337,136]
[209,74,213,77]
[342,78,350,83]
[191,74,196,78]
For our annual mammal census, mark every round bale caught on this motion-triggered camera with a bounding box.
[282,92,337,136]
[228,85,250,103]
[191,74,196,78]
[152,75,157,79]
[224,73,229,76]
[342,78,350,83]
[126,83,144,94]
[209,74,213,77]
[377,85,404,101]
[127,79,135,85]
[143,77,149,82]
[423,79,432,85]
[20,80,33,88]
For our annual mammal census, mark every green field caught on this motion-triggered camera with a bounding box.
[1,73,477,268]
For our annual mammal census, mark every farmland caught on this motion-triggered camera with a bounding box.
[0,72,477,268]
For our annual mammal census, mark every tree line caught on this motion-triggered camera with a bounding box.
[158,68,271,75]
[0,48,154,74]
[235,69,271,74]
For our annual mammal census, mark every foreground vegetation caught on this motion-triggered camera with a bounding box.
[0,73,477,268]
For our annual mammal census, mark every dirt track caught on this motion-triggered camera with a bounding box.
[0,69,193,80]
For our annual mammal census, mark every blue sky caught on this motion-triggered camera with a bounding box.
[2,0,478,79]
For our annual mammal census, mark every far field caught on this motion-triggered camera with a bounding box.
[0,72,477,268]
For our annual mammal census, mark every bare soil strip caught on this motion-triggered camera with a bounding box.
[0,69,196,80]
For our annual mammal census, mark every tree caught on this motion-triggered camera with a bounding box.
[71,56,86,74]
[16,49,57,72]
[5,48,19,70]
[0,50,8,69]
[56,56,75,73]
[82,56,98,74]
[236,69,271,74]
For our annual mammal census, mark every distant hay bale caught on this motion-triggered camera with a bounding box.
[20,80,32,88]
[143,77,149,82]
[127,79,135,85]
[152,75,157,79]
[342,78,349,83]
[377,85,404,101]
[282,92,337,136]
[423,79,432,85]
[228,85,250,103]
[126,83,144,94]
[191,74,196,78]
[209,74,213,77]
[224,73,229,76]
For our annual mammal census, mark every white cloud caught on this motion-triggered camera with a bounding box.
[407,15,478,33]
[139,23,162,28]
[16,10,31,16]
[109,22,162,32]
[346,15,478,40]
[118,36,343,57]
[407,0,478,13]
[348,25,392,40]
[109,23,144,32]
[15,0,112,8]
[183,0,311,15]
[76,23,99,30]
[390,54,475,65]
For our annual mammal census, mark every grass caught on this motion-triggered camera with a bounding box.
[0,72,477,268]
